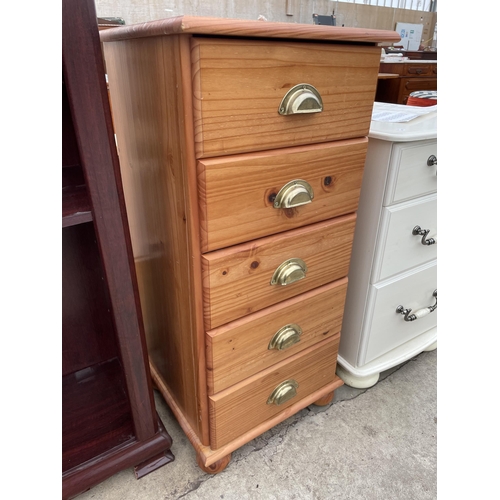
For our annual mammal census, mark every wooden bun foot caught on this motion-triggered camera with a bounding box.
[196,453,232,474]
[312,391,334,406]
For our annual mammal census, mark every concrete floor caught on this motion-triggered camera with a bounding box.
[77,349,437,500]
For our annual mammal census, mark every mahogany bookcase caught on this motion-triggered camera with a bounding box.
[62,0,174,497]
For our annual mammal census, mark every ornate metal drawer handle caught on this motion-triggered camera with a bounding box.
[267,379,299,405]
[396,290,437,322]
[274,179,314,209]
[268,324,302,351]
[427,155,437,166]
[412,225,436,246]
[278,83,323,115]
[270,258,307,286]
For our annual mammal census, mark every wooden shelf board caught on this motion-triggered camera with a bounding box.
[62,357,135,473]
[62,185,92,227]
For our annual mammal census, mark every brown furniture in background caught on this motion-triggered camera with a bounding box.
[384,49,438,60]
[62,0,174,498]
[101,16,399,474]
[376,60,437,104]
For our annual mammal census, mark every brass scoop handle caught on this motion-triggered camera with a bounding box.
[270,258,307,286]
[268,324,302,351]
[278,84,323,115]
[273,179,314,209]
[267,379,299,406]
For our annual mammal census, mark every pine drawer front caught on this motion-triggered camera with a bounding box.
[209,335,339,449]
[384,140,437,205]
[362,261,437,365]
[191,37,381,158]
[373,193,437,282]
[202,214,356,330]
[206,279,347,394]
[198,139,367,252]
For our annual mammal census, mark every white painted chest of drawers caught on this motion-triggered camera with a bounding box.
[337,102,437,388]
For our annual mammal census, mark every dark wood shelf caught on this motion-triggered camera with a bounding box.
[62,222,118,377]
[62,358,134,472]
[63,78,92,226]
[62,185,92,227]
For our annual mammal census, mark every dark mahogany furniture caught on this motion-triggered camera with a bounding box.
[62,0,174,498]
[375,60,437,104]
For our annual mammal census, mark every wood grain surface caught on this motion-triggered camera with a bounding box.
[206,279,347,394]
[151,360,343,467]
[191,37,381,157]
[101,14,382,460]
[100,15,400,44]
[202,214,356,329]
[208,335,340,448]
[198,139,368,252]
[103,34,209,444]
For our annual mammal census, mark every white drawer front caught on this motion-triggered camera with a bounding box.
[362,261,437,365]
[373,194,437,282]
[384,140,437,206]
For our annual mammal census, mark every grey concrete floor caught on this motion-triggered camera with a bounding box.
[77,349,437,500]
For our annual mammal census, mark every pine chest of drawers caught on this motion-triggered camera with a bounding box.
[338,102,437,389]
[101,16,398,473]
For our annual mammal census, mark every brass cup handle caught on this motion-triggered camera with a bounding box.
[278,83,323,115]
[270,258,307,286]
[396,290,437,322]
[267,379,299,406]
[273,179,314,209]
[268,324,303,351]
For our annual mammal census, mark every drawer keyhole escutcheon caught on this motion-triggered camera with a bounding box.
[396,290,437,322]
[270,258,308,286]
[273,179,314,209]
[412,225,436,246]
[268,323,303,351]
[267,379,299,405]
[278,83,323,115]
